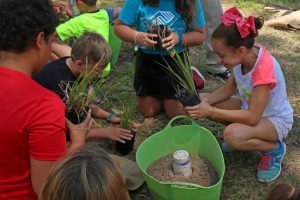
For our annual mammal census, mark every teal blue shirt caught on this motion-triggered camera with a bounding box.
[119,0,206,55]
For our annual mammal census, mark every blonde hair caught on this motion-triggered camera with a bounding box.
[71,31,112,69]
[41,143,130,200]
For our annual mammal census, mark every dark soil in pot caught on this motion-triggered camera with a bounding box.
[115,130,136,156]
[147,24,170,51]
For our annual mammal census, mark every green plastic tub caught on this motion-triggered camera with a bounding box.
[136,116,225,200]
[108,24,122,67]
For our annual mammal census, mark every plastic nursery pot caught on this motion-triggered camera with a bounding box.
[116,130,136,156]
[147,24,170,51]
[176,90,201,107]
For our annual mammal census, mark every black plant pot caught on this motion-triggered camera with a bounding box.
[176,90,201,107]
[147,24,170,51]
[115,130,136,156]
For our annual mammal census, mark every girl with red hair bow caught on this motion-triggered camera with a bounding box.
[186,7,293,183]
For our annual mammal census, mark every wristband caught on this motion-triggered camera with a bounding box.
[177,32,183,45]
[106,112,117,123]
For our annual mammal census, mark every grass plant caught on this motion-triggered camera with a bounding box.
[120,98,135,130]
[62,60,104,123]
[162,50,198,97]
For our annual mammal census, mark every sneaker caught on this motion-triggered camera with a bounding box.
[256,140,286,182]
[221,142,234,153]
[191,66,205,90]
[207,69,231,83]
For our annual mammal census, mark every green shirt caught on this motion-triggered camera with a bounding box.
[56,10,111,77]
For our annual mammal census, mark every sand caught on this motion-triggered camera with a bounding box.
[147,153,218,187]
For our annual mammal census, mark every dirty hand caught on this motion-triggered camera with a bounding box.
[185,101,212,120]
[135,31,157,48]
[162,31,179,50]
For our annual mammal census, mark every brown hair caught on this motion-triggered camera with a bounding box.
[142,0,196,28]
[212,16,264,49]
[41,143,130,200]
[71,31,112,69]
[265,184,300,200]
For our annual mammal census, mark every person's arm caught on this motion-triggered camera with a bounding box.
[187,84,271,126]
[90,104,121,123]
[162,27,206,50]
[181,27,206,47]
[30,112,92,197]
[66,109,93,152]
[57,0,73,17]
[51,40,71,58]
[29,95,67,196]
[114,19,157,48]
[88,127,133,143]
[30,160,56,197]
[203,73,236,105]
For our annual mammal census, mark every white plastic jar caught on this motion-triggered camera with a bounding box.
[172,150,192,177]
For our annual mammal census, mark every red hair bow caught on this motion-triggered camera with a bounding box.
[220,7,256,38]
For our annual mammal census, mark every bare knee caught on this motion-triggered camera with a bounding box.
[138,97,162,117]
[163,99,185,119]
[223,123,246,150]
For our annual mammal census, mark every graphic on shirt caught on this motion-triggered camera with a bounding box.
[237,81,252,103]
[141,11,177,28]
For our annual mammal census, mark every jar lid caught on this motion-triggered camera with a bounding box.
[173,150,189,162]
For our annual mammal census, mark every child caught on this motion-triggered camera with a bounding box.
[114,0,206,119]
[0,0,89,199]
[41,143,130,200]
[186,7,294,182]
[34,32,133,144]
[55,0,120,76]
[265,184,300,200]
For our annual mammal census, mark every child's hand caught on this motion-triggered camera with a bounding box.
[67,109,93,148]
[92,127,133,143]
[162,31,179,51]
[135,31,157,48]
[185,101,213,120]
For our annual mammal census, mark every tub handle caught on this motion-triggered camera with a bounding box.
[165,115,198,129]
[165,181,205,189]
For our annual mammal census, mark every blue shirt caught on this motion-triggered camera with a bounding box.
[119,0,206,55]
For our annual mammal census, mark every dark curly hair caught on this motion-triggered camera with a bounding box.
[0,0,59,53]
[212,16,264,49]
[142,0,196,28]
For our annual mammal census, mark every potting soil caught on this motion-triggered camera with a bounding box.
[147,153,218,187]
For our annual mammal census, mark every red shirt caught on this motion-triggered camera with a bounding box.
[0,67,67,200]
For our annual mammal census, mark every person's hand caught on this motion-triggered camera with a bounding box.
[67,109,93,148]
[135,31,157,48]
[162,31,179,51]
[57,0,72,17]
[91,127,133,143]
[185,100,213,120]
